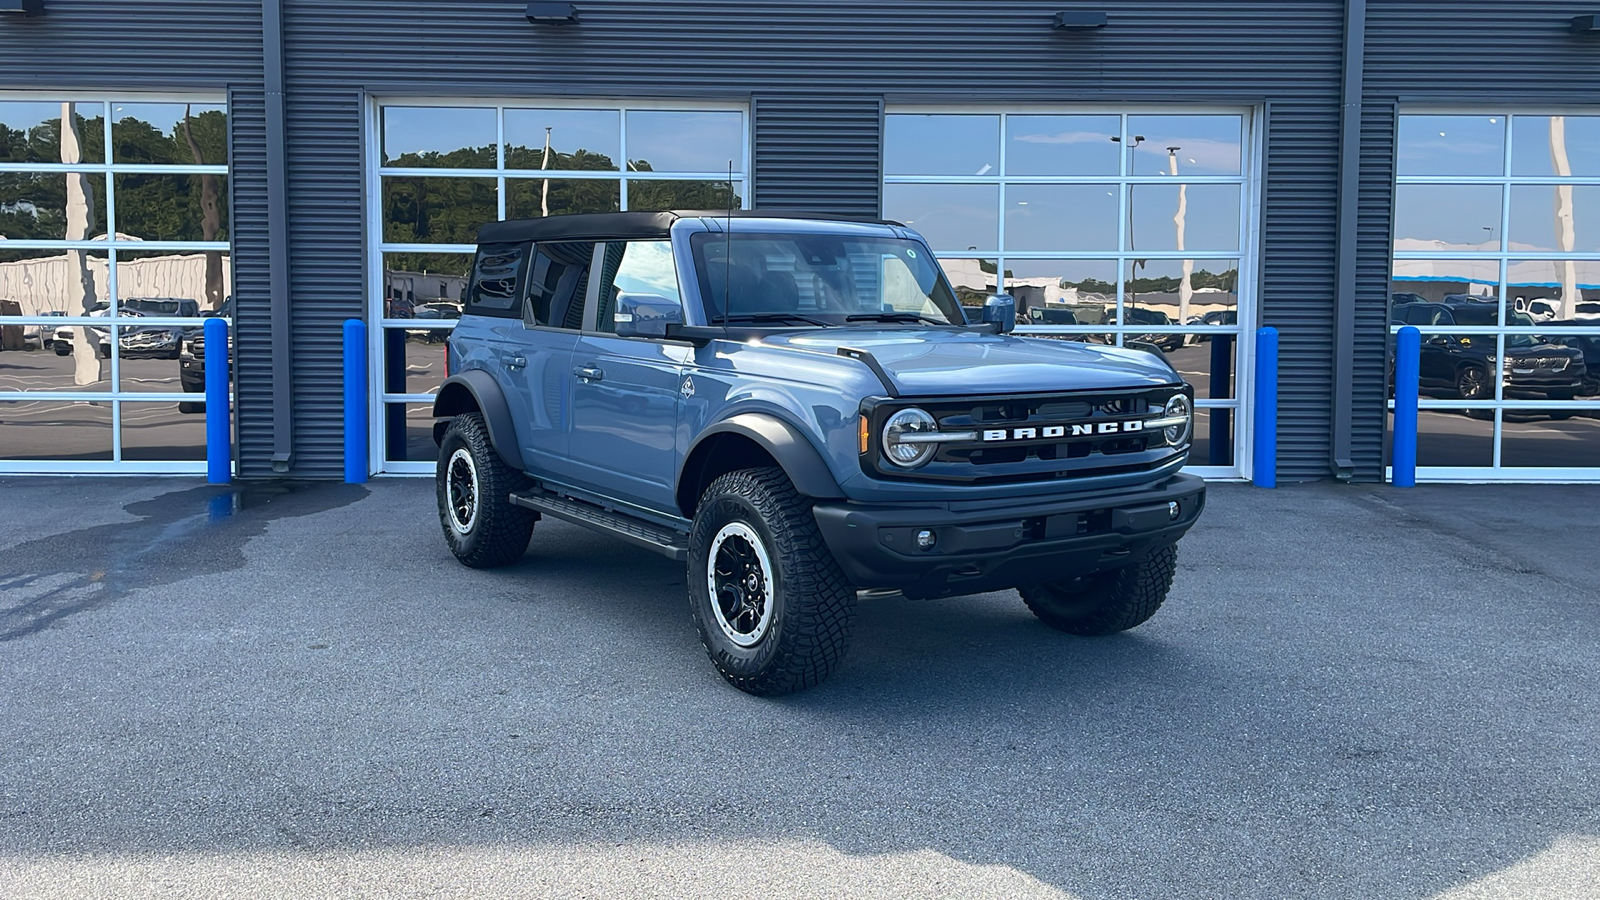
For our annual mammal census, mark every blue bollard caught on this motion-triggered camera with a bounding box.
[204,317,231,484]
[1392,326,1421,488]
[343,319,369,484]
[1253,326,1279,488]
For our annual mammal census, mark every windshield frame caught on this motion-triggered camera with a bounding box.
[687,230,969,328]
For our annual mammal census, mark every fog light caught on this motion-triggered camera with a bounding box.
[915,529,937,550]
[1168,501,1180,520]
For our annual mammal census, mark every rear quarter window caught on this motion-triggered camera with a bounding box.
[467,242,529,318]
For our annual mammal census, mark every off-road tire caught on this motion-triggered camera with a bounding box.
[436,412,535,568]
[687,467,856,696]
[1018,543,1179,636]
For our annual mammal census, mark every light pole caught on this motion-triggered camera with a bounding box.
[1169,145,1193,326]
[1112,134,1146,330]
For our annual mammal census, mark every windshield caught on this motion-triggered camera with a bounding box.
[690,232,966,326]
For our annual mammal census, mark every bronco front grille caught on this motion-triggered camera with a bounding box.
[861,386,1190,485]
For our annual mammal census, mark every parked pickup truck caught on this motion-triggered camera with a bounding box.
[432,211,1205,695]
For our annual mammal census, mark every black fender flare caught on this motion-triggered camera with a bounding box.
[678,413,844,512]
[432,370,522,470]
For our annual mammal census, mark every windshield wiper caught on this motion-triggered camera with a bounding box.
[844,312,954,326]
[715,312,832,327]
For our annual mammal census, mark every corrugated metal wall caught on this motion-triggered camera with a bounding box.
[274,0,1347,479]
[1361,1,1600,479]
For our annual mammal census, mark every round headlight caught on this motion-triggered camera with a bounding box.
[881,407,939,468]
[1163,394,1192,446]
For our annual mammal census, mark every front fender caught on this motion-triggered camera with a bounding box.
[432,369,522,471]
[680,412,844,507]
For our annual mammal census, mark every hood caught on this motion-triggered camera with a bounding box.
[760,329,1181,396]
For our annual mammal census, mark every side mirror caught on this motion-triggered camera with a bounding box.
[982,293,1016,334]
[613,292,683,339]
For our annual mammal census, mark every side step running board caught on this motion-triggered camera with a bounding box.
[509,488,689,562]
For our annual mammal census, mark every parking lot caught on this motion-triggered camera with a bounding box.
[1,477,1598,898]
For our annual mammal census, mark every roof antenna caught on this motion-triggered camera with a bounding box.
[723,159,734,325]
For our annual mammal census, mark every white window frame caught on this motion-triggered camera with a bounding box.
[0,91,231,475]
[1390,108,1600,483]
[882,104,1263,482]
[366,97,751,476]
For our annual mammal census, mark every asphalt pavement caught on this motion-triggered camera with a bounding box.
[1,477,1597,899]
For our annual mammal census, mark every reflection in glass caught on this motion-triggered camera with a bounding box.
[119,402,205,461]
[939,258,1000,310]
[0,342,106,392]
[1389,258,1501,311]
[1007,259,1115,329]
[626,179,741,212]
[1501,409,1600,467]
[883,183,999,252]
[0,172,106,242]
[1129,183,1240,252]
[1004,184,1118,252]
[883,114,1000,177]
[384,329,452,396]
[112,174,230,243]
[505,108,621,170]
[506,177,620,219]
[385,402,441,462]
[1004,115,1119,177]
[1164,335,1237,402]
[1123,258,1239,330]
[1127,115,1244,176]
[1509,184,1600,254]
[0,101,104,164]
[381,107,496,167]
[1396,115,1505,177]
[625,110,743,174]
[1393,184,1503,249]
[1511,116,1600,178]
[382,177,496,244]
[382,253,472,319]
[1189,408,1235,467]
[111,102,228,165]
[0,400,113,460]
[0,247,111,318]
[1503,260,1600,324]
[1414,409,1494,467]
[116,251,230,315]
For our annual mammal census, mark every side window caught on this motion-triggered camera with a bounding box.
[595,240,682,333]
[466,242,528,318]
[523,241,596,330]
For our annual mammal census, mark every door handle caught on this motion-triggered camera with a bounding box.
[574,365,604,382]
[507,355,528,369]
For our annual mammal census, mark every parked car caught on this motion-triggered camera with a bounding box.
[1541,321,1600,396]
[50,298,199,359]
[431,210,1204,695]
[1120,307,1185,352]
[52,302,112,357]
[1390,301,1586,404]
[178,298,234,414]
[1021,305,1094,342]
[1183,310,1238,344]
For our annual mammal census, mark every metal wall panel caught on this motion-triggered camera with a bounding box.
[275,0,1347,479]
[753,95,882,217]
[229,88,278,478]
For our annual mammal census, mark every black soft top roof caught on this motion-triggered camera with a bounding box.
[476,210,899,244]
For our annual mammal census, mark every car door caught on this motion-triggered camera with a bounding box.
[566,239,691,514]
[467,240,586,479]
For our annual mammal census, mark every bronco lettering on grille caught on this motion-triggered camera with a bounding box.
[981,420,1143,442]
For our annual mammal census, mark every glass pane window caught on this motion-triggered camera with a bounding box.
[624,110,743,174]
[884,115,1000,177]
[1004,115,1119,177]
[1396,115,1506,177]
[0,101,104,164]
[505,177,620,219]
[1124,259,1240,328]
[1501,411,1600,467]
[384,252,472,319]
[381,106,496,168]
[1005,184,1118,252]
[883,183,999,253]
[1393,184,1503,250]
[382,176,497,244]
[1511,116,1600,178]
[1129,183,1241,252]
[1126,115,1245,176]
[504,108,621,171]
[1508,184,1600,253]
[112,102,228,166]
[0,171,107,241]
[112,173,229,243]
[1505,260,1600,324]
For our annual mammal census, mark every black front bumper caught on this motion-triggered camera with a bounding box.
[812,474,1206,600]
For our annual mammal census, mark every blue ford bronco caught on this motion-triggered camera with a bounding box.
[433,211,1205,695]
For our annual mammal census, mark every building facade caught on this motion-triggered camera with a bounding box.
[1,1,1596,481]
